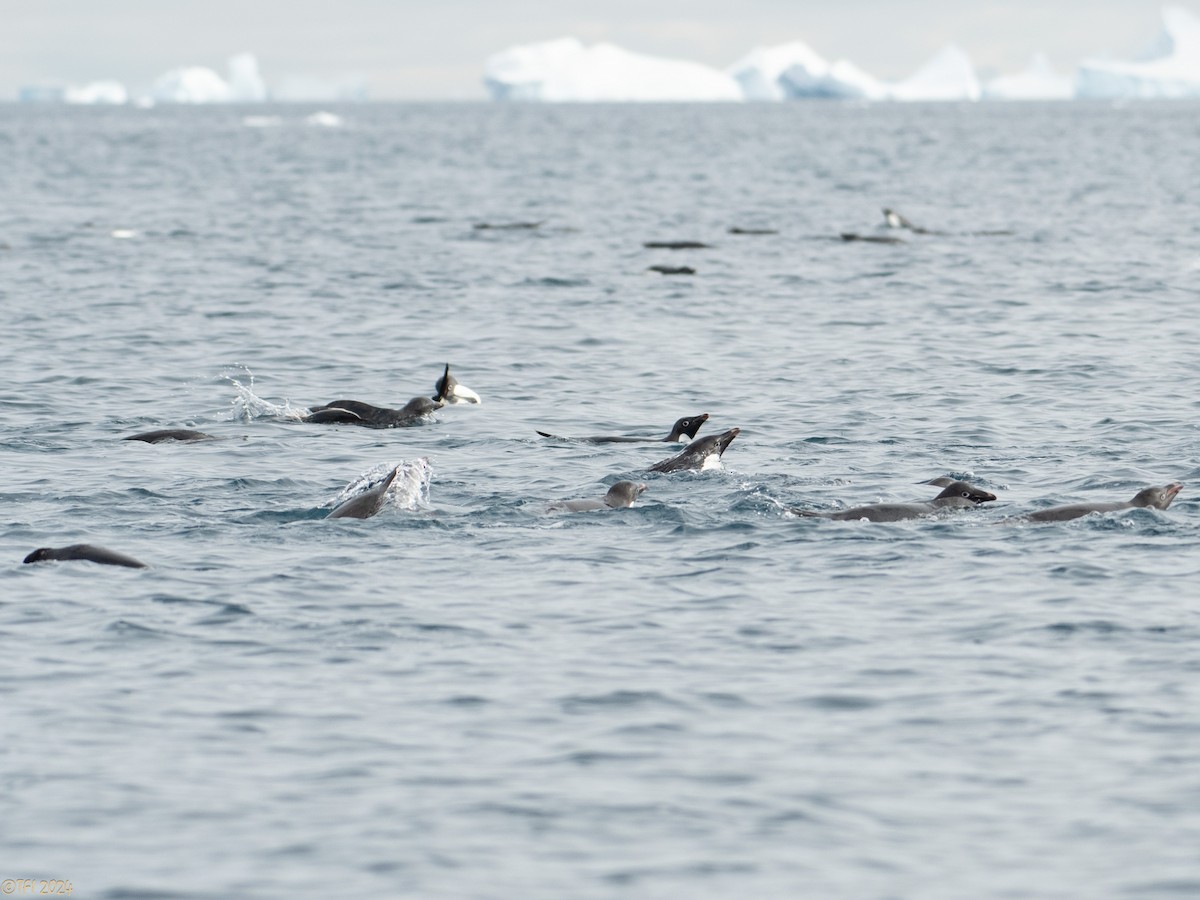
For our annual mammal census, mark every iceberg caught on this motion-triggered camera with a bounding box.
[149,53,267,103]
[1076,6,1200,97]
[18,84,67,103]
[227,53,267,102]
[780,44,977,101]
[983,54,1073,100]
[64,80,128,105]
[484,37,743,102]
[727,42,828,100]
[780,57,888,99]
[151,66,231,103]
[888,44,981,101]
[485,37,580,100]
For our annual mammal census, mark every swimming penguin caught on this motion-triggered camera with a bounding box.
[304,396,442,428]
[647,265,696,275]
[840,233,905,245]
[1019,483,1182,523]
[537,414,708,444]
[473,221,544,230]
[840,208,935,244]
[882,208,939,234]
[793,480,997,522]
[23,544,148,568]
[432,364,481,405]
[123,429,216,443]
[327,467,400,519]
[643,241,712,250]
[306,365,478,427]
[882,208,1011,237]
[547,481,648,513]
[728,227,778,235]
[649,428,739,473]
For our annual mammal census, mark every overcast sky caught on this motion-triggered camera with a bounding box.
[0,0,1179,99]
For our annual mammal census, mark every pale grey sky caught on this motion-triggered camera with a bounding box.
[0,0,1179,99]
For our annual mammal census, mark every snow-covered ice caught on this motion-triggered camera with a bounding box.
[727,42,828,100]
[152,66,229,103]
[779,57,887,99]
[151,66,232,103]
[888,44,981,101]
[64,81,128,105]
[484,37,742,102]
[227,53,267,102]
[779,43,978,101]
[150,54,266,103]
[984,54,1073,100]
[1076,6,1200,97]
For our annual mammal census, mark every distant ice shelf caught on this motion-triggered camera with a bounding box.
[490,38,981,102]
[485,7,1200,103]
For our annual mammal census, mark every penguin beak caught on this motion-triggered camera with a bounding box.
[716,428,740,454]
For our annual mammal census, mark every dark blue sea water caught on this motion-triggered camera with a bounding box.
[2,101,1199,899]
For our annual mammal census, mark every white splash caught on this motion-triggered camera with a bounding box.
[224,370,309,422]
[305,111,344,127]
[328,458,433,512]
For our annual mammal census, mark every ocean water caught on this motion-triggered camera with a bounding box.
[2,101,1198,899]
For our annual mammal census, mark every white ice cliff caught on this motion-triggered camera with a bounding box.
[150,54,267,103]
[888,44,981,101]
[1076,6,1200,97]
[484,37,742,101]
[727,42,828,100]
[779,43,978,101]
[64,81,128,104]
[983,54,1073,100]
[779,57,887,99]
